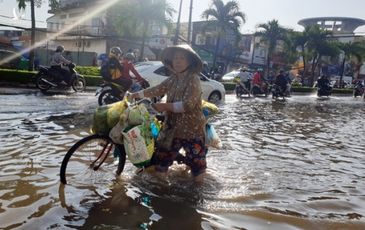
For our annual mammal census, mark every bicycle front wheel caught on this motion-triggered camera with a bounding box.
[60,134,126,185]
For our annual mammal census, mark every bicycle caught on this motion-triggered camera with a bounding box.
[59,133,126,185]
[60,98,167,185]
[60,98,217,185]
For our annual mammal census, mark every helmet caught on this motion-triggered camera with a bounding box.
[124,52,135,60]
[110,47,123,56]
[56,45,64,52]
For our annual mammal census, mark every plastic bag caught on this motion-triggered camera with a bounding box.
[202,100,219,119]
[122,124,154,168]
[91,105,109,135]
[205,123,222,149]
[127,104,149,126]
[106,100,128,128]
[109,120,125,144]
[91,100,128,135]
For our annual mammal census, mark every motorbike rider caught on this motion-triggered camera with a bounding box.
[252,68,265,93]
[274,69,288,95]
[202,61,210,77]
[237,67,251,96]
[122,52,149,91]
[105,47,134,92]
[50,45,72,85]
[317,75,332,94]
[353,79,364,97]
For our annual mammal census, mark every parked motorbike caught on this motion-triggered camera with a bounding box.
[35,63,86,93]
[353,81,364,98]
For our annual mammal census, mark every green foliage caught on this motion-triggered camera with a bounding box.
[111,0,174,38]
[0,68,103,87]
[223,82,236,91]
[75,66,101,76]
[85,75,103,86]
[0,69,36,84]
[201,0,246,68]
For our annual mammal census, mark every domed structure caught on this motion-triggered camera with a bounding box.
[298,17,365,34]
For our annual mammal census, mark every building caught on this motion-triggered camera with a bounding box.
[46,0,170,65]
[298,17,365,43]
[298,17,365,78]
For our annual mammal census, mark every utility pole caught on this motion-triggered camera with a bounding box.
[187,0,193,44]
[173,0,183,45]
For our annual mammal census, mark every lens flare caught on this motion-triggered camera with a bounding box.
[0,0,120,67]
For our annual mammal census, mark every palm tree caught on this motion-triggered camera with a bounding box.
[201,0,245,70]
[289,30,309,77]
[111,0,174,60]
[337,41,365,87]
[16,0,58,71]
[255,19,287,75]
[304,25,335,84]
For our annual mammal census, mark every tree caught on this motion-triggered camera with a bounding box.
[304,25,336,84]
[255,19,287,76]
[201,0,245,70]
[16,0,58,71]
[110,0,174,60]
[337,41,365,86]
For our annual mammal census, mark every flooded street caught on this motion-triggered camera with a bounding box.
[0,91,365,229]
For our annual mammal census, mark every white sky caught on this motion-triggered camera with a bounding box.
[0,0,365,34]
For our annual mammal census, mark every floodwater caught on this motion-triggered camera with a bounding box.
[0,92,365,229]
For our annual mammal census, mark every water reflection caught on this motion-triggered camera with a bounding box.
[0,94,365,229]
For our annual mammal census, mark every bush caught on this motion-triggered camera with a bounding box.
[0,69,36,84]
[223,82,236,91]
[75,66,100,76]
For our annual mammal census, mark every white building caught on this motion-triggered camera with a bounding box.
[46,0,171,63]
[47,0,107,56]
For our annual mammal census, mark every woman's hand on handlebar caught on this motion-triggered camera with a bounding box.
[126,92,137,102]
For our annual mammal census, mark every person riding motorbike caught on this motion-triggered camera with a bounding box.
[353,80,364,97]
[237,67,251,96]
[104,47,134,93]
[122,52,150,90]
[274,70,288,94]
[251,68,267,95]
[317,75,332,96]
[50,45,72,85]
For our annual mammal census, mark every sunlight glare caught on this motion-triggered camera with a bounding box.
[0,0,120,67]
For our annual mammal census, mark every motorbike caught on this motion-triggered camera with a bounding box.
[317,85,332,97]
[96,80,150,106]
[96,81,126,106]
[271,84,286,100]
[353,81,364,98]
[251,82,270,97]
[235,80,251,97]
[35,63,86,93]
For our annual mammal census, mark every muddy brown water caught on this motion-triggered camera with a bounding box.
[0,92,364,229]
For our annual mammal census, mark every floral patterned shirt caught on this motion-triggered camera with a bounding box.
[143,71,206,139]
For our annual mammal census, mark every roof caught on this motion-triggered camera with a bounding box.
[298,17,365,33]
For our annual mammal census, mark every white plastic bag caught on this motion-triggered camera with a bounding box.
[205,123,222,149]
[109,120,125,145]
[122,124,154,167]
